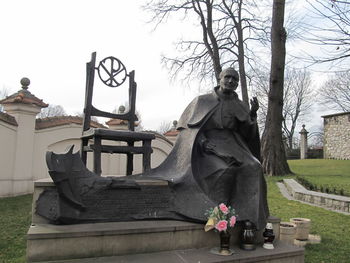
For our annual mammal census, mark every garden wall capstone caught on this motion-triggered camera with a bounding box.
[283,179,350,213]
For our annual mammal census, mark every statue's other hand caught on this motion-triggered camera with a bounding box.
[204,141,216,152]
[200,140,216,154]
[250,97,259,113]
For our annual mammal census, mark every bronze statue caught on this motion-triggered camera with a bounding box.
[143,68,269,230]
[37,68,268,230]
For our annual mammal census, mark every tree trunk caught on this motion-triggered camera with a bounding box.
[261,0,291,176]
[193,0,222,82]
[288,136,293,150]
[237,22,249,107]
[222,0,249,106]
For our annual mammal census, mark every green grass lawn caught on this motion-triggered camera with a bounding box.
[288,159,350,196]
[267,175,350,263]
[0,194,32,263]
[0,159,349,262]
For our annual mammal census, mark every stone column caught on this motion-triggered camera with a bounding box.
[1,78,47,195]
[299,125,308,160]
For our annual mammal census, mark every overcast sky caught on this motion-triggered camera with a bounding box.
[0,0,338,132]
[0,0,202,131]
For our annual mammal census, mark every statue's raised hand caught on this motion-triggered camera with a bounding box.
[250,97,259,113]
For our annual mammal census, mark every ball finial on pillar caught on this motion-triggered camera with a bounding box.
[20,77,30,90]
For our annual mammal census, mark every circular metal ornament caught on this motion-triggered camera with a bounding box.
[97,56,127,87]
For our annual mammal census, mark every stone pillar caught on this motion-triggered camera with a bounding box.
[299,125,308,160]
[164,120,179,144]
[1,78,47,195]
[105,105,128,130]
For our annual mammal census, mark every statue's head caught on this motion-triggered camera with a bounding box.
[219,68,239,94]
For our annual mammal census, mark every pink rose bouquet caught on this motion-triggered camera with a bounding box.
[216,220,228,231]
[204,203,237,233]
[219,203,229,214]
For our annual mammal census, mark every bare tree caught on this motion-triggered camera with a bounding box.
[303,0,350,67]
[282,68,314,149]
[0,87,10,98]
[261,0,292,176]
[249,67,270,132]
[252,67,314,150]
[216,0,269,104]
[36,104,67,119]
[318,71,350,112]
[74,111,99,123]
[143,0,269,105]
[157,120,173,134]
[308,126,324,149]
[0,87,11,112]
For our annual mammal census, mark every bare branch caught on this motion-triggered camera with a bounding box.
[252,66,314,150]
[300,0,350,66]
[318,70,350,111]
[37,104,67,119]
[142,0,270,97]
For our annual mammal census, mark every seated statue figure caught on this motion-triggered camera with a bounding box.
[140,67,269,230]
[39,68,269,230]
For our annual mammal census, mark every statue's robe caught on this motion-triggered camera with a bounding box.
[138,87,269,230]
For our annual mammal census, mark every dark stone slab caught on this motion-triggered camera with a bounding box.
[36,181,179,224]
[36,148,185,224]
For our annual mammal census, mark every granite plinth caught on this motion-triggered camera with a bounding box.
[27,220,238,262]
[28,180,292,262]
[32,242,304,263]
[27,219,302,263]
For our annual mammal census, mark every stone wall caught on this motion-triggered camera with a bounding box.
[0,117,173,197]
[323,112,350,160]
[0,116,17,196]
[0,81,174,197]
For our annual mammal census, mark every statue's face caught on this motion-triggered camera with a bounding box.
[219,69,239,94]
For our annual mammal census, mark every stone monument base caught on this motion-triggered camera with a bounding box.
[43,244,304,263]
[27,220,304,263]
[28,179,303,262]
[26,220,236,262]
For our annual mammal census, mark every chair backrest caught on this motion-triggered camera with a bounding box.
[82,52,137,132]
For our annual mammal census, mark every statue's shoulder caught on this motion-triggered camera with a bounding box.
[198,92,214,101]
[177,92,218,129]
[188,92,213,104]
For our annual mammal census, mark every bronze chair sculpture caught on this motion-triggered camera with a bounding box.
[80,52,155,176]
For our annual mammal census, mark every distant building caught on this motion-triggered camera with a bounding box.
[322,112,350,160]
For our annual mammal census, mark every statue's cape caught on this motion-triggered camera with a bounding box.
[144,89,261,221]
[39,89,267,228]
